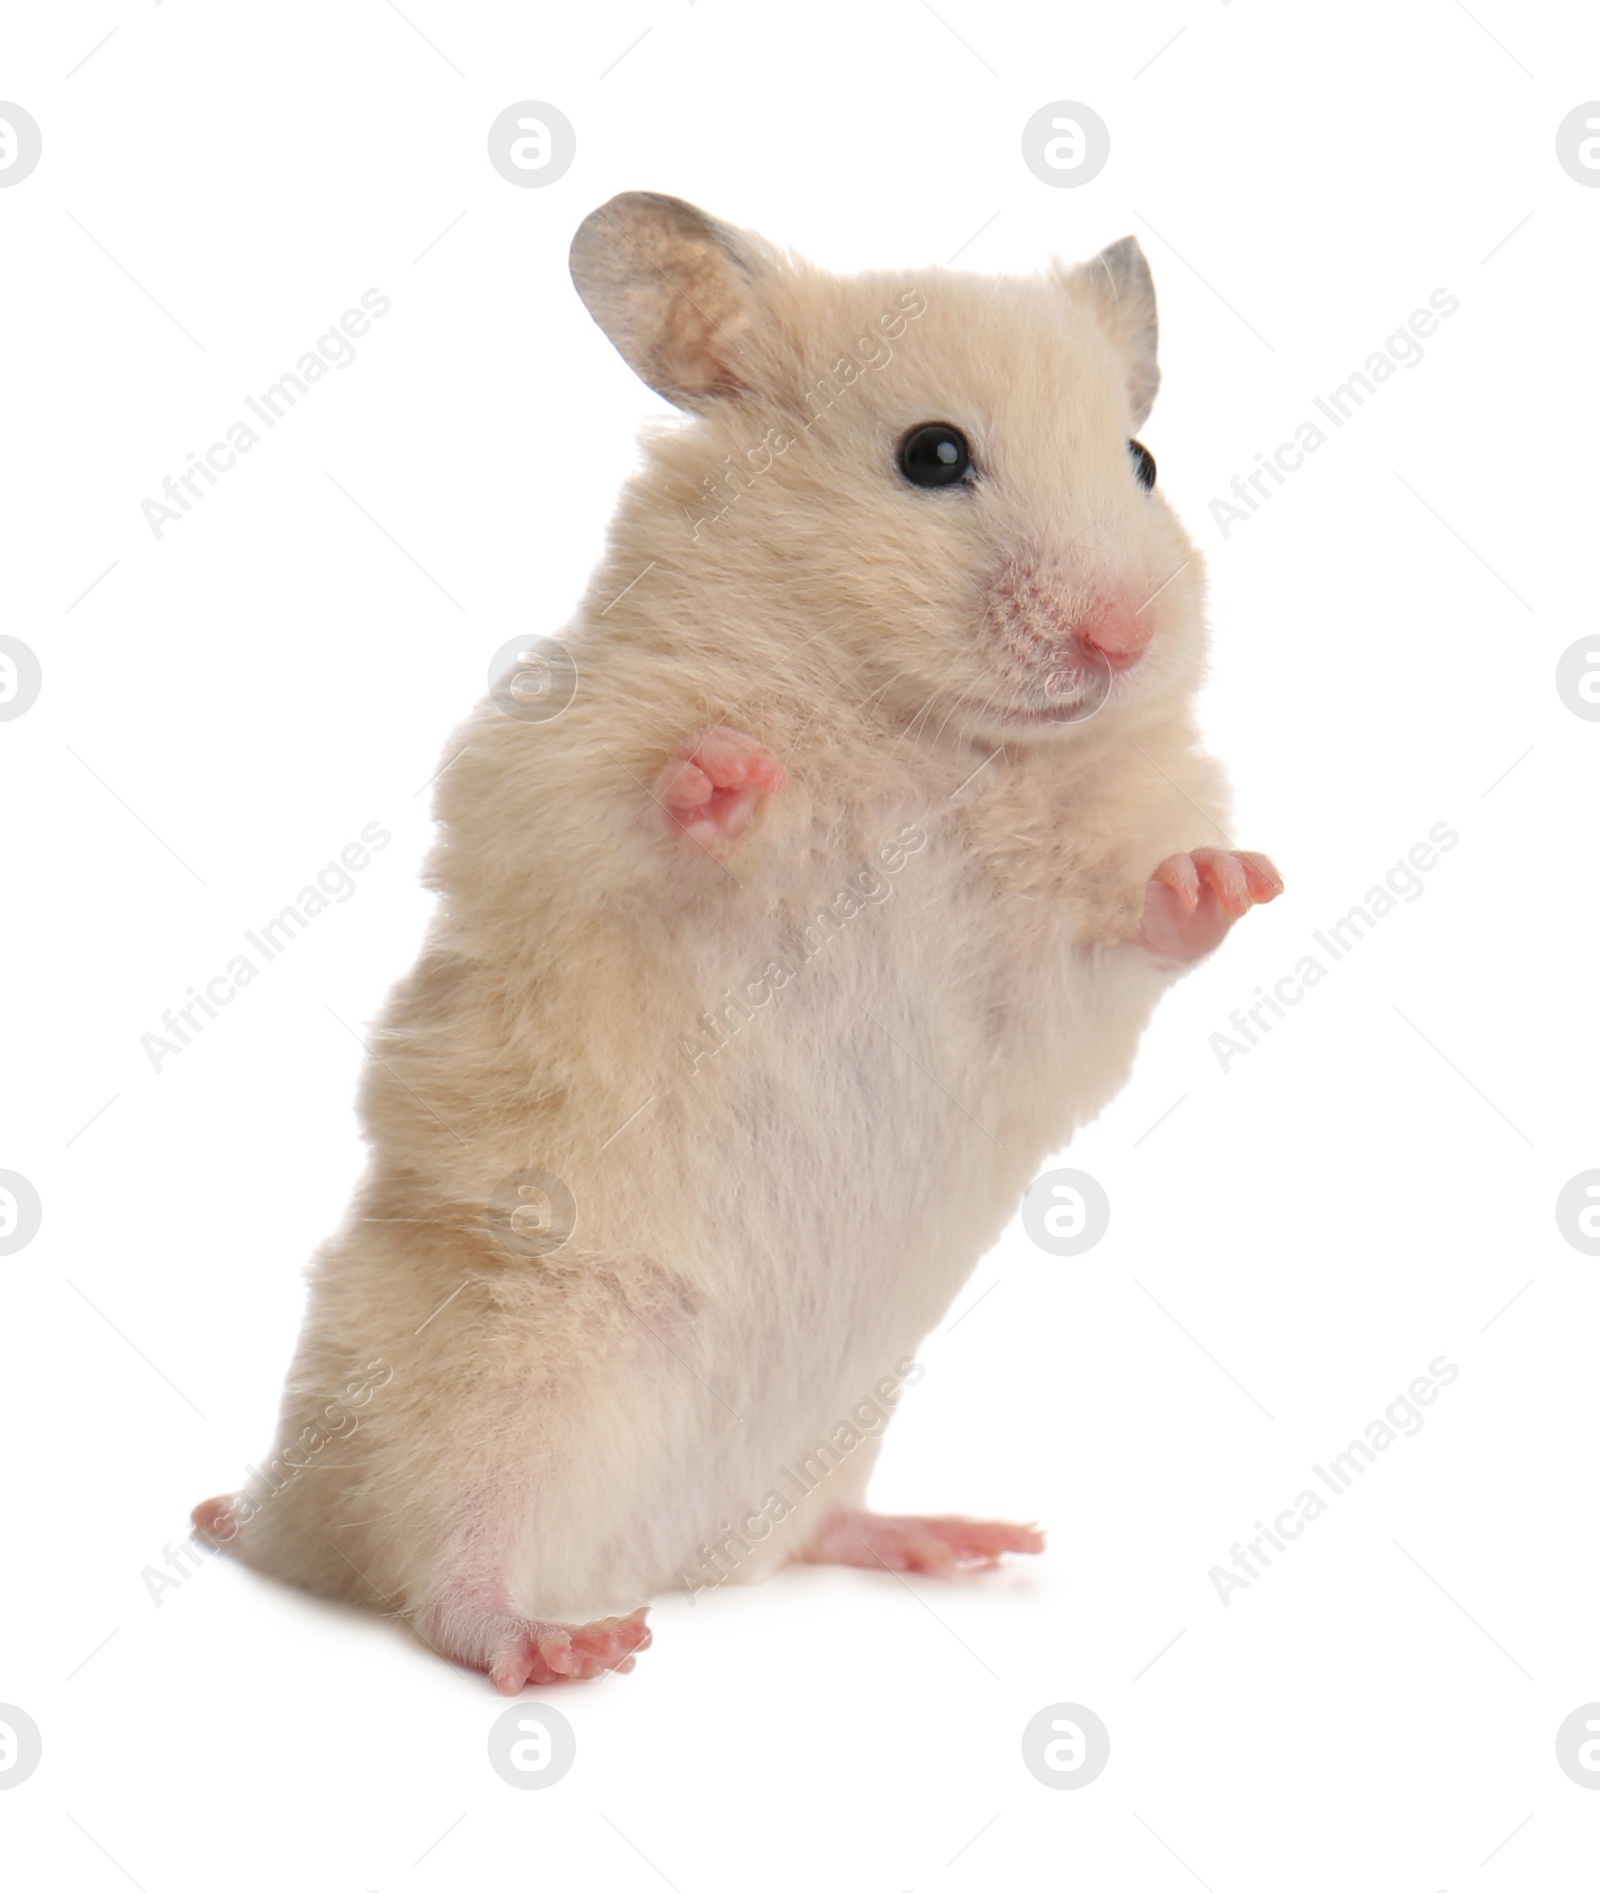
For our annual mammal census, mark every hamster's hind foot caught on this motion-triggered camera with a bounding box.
[190,1493,240,1546]
[797,1509,1046,1577]
[423,1585,653,1693]
[655,727,786,849]
[486,1608,652,1693]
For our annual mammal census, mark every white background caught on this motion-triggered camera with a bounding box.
[3,2,1597,1888]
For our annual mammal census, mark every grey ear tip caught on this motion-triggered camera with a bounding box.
[577,190,717,239]
[584,188,676,213]
[1098,235,1152,281]
[567,204,613,279]
[570,190,668,244]
[569,191,725,272]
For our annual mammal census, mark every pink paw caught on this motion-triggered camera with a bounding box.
[1137,847,1282,965]
[656,727,785,848]
[800,1509,1045,1577]
[488,1607,652,1693]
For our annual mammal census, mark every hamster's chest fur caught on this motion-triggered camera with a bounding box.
[638,808,1146,1351]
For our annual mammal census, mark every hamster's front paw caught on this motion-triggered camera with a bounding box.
[1136,847,1282,965]
[655,727,786,849]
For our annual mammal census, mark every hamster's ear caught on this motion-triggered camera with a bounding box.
[1078,236,1160,430]
[569,191,768,410]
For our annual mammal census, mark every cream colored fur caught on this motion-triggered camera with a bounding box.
[211,195,1233,1664]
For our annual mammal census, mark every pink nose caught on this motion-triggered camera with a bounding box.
[1075,596,1151,665]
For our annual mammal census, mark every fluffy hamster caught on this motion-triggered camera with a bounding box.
[192,192,1281,1690]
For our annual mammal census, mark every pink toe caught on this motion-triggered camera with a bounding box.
[657,759,714,810]
[1239,851,1283,901]
[656,731,784,845]
[1153,852,1201,909]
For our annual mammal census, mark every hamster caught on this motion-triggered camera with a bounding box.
[192,191,1281,1691]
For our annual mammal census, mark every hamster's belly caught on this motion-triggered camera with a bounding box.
[659,855,1066,1328]
[514,842,1163,1609]
[627,869,1132,1463]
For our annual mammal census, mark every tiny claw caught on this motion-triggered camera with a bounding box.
[1138,848,1283,964]
[1238,851,1284,903]
[539,1629,575,1676]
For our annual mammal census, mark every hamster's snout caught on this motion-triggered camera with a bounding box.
[983,562,1154,715]
[1072,596,1150,668]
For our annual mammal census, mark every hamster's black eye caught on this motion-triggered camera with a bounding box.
[1128,439,1157,491]
[899,422,972,488]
